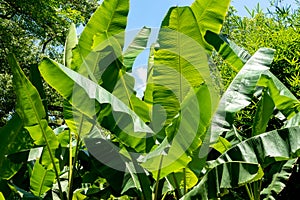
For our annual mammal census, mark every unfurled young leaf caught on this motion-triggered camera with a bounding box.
[64,23,78,68]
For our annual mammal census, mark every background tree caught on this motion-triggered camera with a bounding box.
[221,1,300,99]
[212,0,300,136]
[0,0,99,126]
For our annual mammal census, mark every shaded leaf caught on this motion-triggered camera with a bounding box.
[261,159,296,200]
[252,89,275,136]
[182,162,264,199]
[0,114,33,179]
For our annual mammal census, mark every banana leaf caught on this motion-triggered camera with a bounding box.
[123,27,151,72]
[210,48,275,143]
[39,58,154,152]
[257,74,300,119]
[181,162,264,200]
[204,31,245,71]
[151,6,213,129]
[252,89,275,136]
[8,54,61,197]
[69,0,129,97]
[183,126,300,199]
[209,126,300,168]
[30,161,56,197]
[261,159,296,200]
[191,0,231,52]
[8,54,59,165]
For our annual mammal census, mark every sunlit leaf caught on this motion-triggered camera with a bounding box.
[123,27,151,72]
[191,0,231,51]
[30,161,56,197]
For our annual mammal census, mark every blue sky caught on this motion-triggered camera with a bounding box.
[126,0,296,30]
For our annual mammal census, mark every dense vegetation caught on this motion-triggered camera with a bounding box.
[0,0,300,199]
[0,0,99,126]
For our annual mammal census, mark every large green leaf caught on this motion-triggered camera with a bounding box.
[73,0,129,78]
[152,6,211,127]
[211,48,275,142]
[191,0,231,51]
[181,162,264,199]
[8,54,62,197]
[123,27,151,72]
[139,6,220,180]
[77,0,128,56]
[30,161,56,197]
[39,58,154,152]
[209,126,300,168]
[141,85,213,179]
[8,54,59,165]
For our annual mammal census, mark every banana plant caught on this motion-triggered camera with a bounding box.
[3,0,300,199]
[37,0,231,198]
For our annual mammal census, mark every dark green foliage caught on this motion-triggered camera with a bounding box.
[0,0,99,126]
